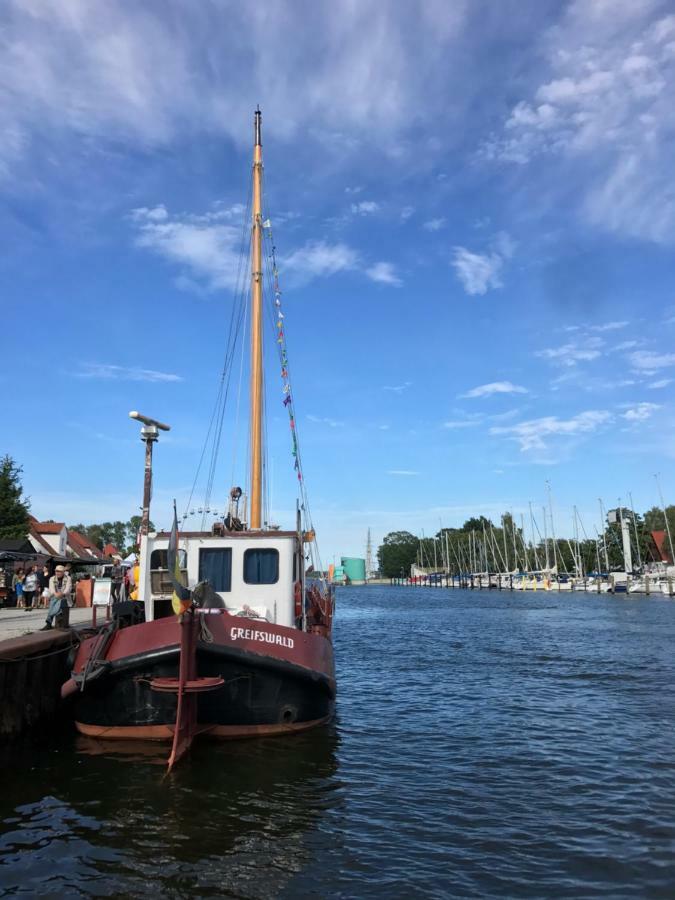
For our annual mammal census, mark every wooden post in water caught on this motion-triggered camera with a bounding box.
[646,575,650,596]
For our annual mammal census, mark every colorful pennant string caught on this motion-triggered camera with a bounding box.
[264,219,307,491]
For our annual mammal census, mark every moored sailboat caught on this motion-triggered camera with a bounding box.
[62,110,336,768]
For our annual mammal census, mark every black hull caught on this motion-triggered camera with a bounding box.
[72,642,335,737]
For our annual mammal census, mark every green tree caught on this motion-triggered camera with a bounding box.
[377,531,419,577]
[0,455,30,540]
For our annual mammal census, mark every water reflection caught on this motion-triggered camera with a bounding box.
[0,727,340,898]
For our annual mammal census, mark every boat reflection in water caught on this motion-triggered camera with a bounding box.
[0,725,341,899]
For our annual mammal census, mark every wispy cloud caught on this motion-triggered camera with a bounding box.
[306,414,343,428]
[443,419,482,429]
[622,402,660,422]
[591,321,629,332]
[383,382,412,393]
[647,378,672,389]
[400,206,414,223]
[536,337,604,367]
[282,240,359,283]
[423,217,446,232]
[75,363,183,383]
[131,203,246,291]
[629,350,675,373]
[482,7,675,243]
[0,1,468,178]
[387,469,419,476]
[452,231,515,296]
[491,410,612,452]
[351,200,379,215]
[461,381,528,399]
[366,261,402,286]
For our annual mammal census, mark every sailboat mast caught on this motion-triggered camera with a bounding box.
[250,107,264,529]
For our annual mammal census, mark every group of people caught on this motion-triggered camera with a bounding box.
[11,565,59,610]
[11,564,73,630]
[9,557,140,631]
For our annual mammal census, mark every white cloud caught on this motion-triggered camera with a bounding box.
[131,203,247,290]
[443,419,482,429]
[366,261,402,286]
[452,248,503,295]
[622,402,660,422]
[350,201,379,215]
[452,231,515,296]
[0,1,468,177]
[281,240,359,284]
[614,340,639,351]
[629,350,675,372]
[491,410,612,452]
[387,470,419,476]
[591,321,629,332]
[536,337,604,366]
[400,206,415,222]
[482,6,675,243]
[461,381,528,399]
[647,378,672,389]
[306,414,343,428]
[383,382,412,393]
[75,363,183,383]
[423,217,446,231]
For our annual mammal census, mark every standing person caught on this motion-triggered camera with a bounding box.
[38,565,51,608]
[23,565,38,611]
[41,565,72,630]
[110,558,123,602]
[12,568,25,608]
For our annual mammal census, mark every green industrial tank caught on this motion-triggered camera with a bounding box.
[341,557,366,584]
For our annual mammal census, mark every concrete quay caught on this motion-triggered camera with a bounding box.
[0,608,99,742]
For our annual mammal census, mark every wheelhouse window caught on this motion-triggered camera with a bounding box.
[244,548,279,585]
[199,548,232,592]
[150,548,187,594]
[150,549,186,569]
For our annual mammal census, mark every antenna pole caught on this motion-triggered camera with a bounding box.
[250,107,264,529]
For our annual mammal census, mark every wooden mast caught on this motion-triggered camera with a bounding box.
[250,107,264,529]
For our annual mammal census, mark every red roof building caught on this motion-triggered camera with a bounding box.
[68,530,105,560]
[650,530,674,565]
[103,543,121,559]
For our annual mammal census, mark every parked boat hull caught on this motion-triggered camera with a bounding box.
[66,612,336,741]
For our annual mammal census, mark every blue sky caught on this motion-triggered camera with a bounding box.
[2,0,675,564]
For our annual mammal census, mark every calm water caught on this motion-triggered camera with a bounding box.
[2,586,675,898]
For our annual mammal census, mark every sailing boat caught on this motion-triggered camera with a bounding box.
[62,110,336,768]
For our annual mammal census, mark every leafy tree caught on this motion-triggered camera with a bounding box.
[0,455,30,540]
[377,531,419,577]
[69,516,155,553]
[460,516,493,533]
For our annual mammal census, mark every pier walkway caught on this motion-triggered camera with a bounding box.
[0,607,94,641]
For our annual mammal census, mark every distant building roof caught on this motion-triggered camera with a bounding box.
[103,543,121,558]
[33,521,66,534]
[28,527,59,556]
[68,530,105,559]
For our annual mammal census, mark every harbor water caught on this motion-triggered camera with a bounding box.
[2,586,675,898]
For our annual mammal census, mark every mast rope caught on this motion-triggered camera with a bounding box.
[183,184,252,527]
[260,205,325,582]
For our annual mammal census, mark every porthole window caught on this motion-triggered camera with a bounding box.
[244,548,279,585]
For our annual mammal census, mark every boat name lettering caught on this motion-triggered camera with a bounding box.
[229,626,294,649]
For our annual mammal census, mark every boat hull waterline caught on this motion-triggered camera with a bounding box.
[63,611,336,742]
